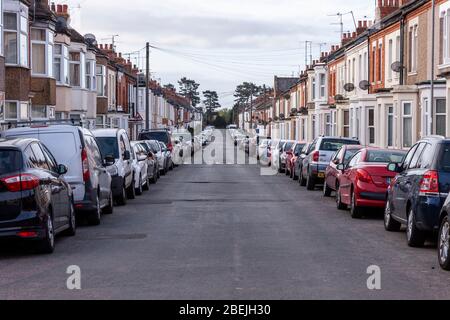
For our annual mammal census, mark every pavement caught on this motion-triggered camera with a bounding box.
[0,130,450,300]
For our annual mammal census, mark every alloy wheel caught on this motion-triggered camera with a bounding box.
[47,217,54,248]
[439,220,450,265]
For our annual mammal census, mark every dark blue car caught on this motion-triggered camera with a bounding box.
[384,136,450,247]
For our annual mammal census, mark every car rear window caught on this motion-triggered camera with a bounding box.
[34,132,78,165]
[320,139,359,152]
[139,132,169,144]
[96,137,119,158]
[294,144,305,153]
[284,142,294,151]
[366,150,406,163]
[438,144,450,172]
[0,150,22,175]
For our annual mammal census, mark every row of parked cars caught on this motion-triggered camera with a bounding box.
[257,134,450,271]
[0,125,193,254]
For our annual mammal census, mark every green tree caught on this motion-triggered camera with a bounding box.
[163,83,176,91]
[234,82,263,129]
[203,90,221,124]
[178,77,201,107]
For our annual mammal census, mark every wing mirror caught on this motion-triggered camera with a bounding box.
[123,150,131,161]
[336,163,345,171]
[57,164,68,175]
[387,162,401,173]
[104,155,115,167]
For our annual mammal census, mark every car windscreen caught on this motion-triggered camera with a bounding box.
[96,137,119,159]
[366,150,406,163]
[320,139,359,152]
[0,149,22,175]
[139,132,169,144]
[294,144,305,154]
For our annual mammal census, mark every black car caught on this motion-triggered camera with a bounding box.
[138,129,173,153]
[385,136,450,247]
[0,138,75,253]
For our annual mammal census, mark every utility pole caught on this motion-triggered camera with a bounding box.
[145,42,150,130]
[431,0,436,135]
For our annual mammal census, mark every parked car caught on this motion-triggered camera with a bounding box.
[4,125,113,225]
[159,141,174,171]
[131,142,149,195]
[147,140,168,175]
[438,194,450,270]
[93,129,134,206]
[270,140,284,171]
[138,129,173,153]
[172,131,191,160]
[258,139,272,164]
[0,138,75,253]
[336,148,406,219]
[287,142,306,179]
[280,141,295,175]
[323,145,363,197]
[137,140,159,183]
[295,143,311,185]
[300,137,360,190]
[384,137,450,247]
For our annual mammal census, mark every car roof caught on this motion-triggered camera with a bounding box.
[92,128,122,137]
[419,136,450,143]
[5,124,81,134]
[0,137,37,150]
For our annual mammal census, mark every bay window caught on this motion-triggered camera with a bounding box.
[367,108,375,145]
[69,52,81,87]
[343,110,350,138]
[96,65,106,96]
[31,105,47,119]
[5,101,17,120]
[3,11,27,66]
[31,28,45,75]
[85,60,96,91]
[435,99,447,137]
[387,105,394,147]
[54,44,69,84]
[402,102,413,148]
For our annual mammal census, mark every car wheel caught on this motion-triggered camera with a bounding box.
[62,201,76,236]
[127,179,136,199]
[87,195,101,226]
[306,173,315,191]
[336,185,347,210]
[103,191,114,215]
[350,191,362,219]
[438,215,450,270]
[323,181,332,197]
[143,177,150,191]
[406,208,426,247]
[38,213,55,254]
[299,169,306,187]
[136,176,143,196]
[384,200,400,231]
[116,185,127,206]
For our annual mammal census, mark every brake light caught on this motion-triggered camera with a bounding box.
[312,151,320,162]
[17,231,38,238]
[167,142,173,152]
[419,170,439,194]
[81,148,90,182]
[356,169,373,183]
[1,174,39,192]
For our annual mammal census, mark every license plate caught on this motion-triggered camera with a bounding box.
[318,173,325,178]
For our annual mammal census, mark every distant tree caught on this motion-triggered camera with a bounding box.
[203,90,221,124]
[234,82,264,128]
[178,77,200,107]
[163,83,176,91]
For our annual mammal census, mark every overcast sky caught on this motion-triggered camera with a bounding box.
[61,0,375,107]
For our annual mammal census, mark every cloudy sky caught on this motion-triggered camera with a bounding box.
[61,0,375,107]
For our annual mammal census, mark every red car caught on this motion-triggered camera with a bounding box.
[335,148,406,219]
[287,142,306,180]
[323,145,363,197]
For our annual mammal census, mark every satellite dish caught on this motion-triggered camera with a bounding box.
[359,80,370,90]
[84,33,98,46]
[391,61,404,73]
[343,83,355,92]
[334,94,344,101]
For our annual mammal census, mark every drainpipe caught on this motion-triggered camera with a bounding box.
[431,0,436,134]
[400,13,406,85]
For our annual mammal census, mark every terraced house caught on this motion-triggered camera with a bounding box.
[260,0,450,150]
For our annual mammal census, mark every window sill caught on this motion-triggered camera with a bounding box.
[407,72,418,76]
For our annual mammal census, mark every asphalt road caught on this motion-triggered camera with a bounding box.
[1,130,450,300]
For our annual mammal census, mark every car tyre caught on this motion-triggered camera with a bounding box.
[384,200,401,231]
[143,178,150,191]
[62,201,76,236]
[306,173,315,191]
[336,186,347,210]
[299,169,307,187]
[136,175,143,196]
[323,181,332,197]
[438,215,450,271]
[38,213,55,254]
[116,185,127,206]
[350,191,362,219]
[407,208,426,247]
[103,191,114,215]
[87,195,101,226]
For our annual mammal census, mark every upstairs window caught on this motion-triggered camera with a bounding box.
[31,28,53,77]
[3,11,28,66]
[69,51,84,87]
[408,24,418,73]
[54,44,69,84]
[85,60,96,91]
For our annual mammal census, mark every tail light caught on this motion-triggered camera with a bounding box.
[312,151,320,162]
[167,142,173,152]
[1,174,39,192]
[419,170,439,194]
[81,148,90,182]
[356,169,373,183]
[17,231,38,238]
